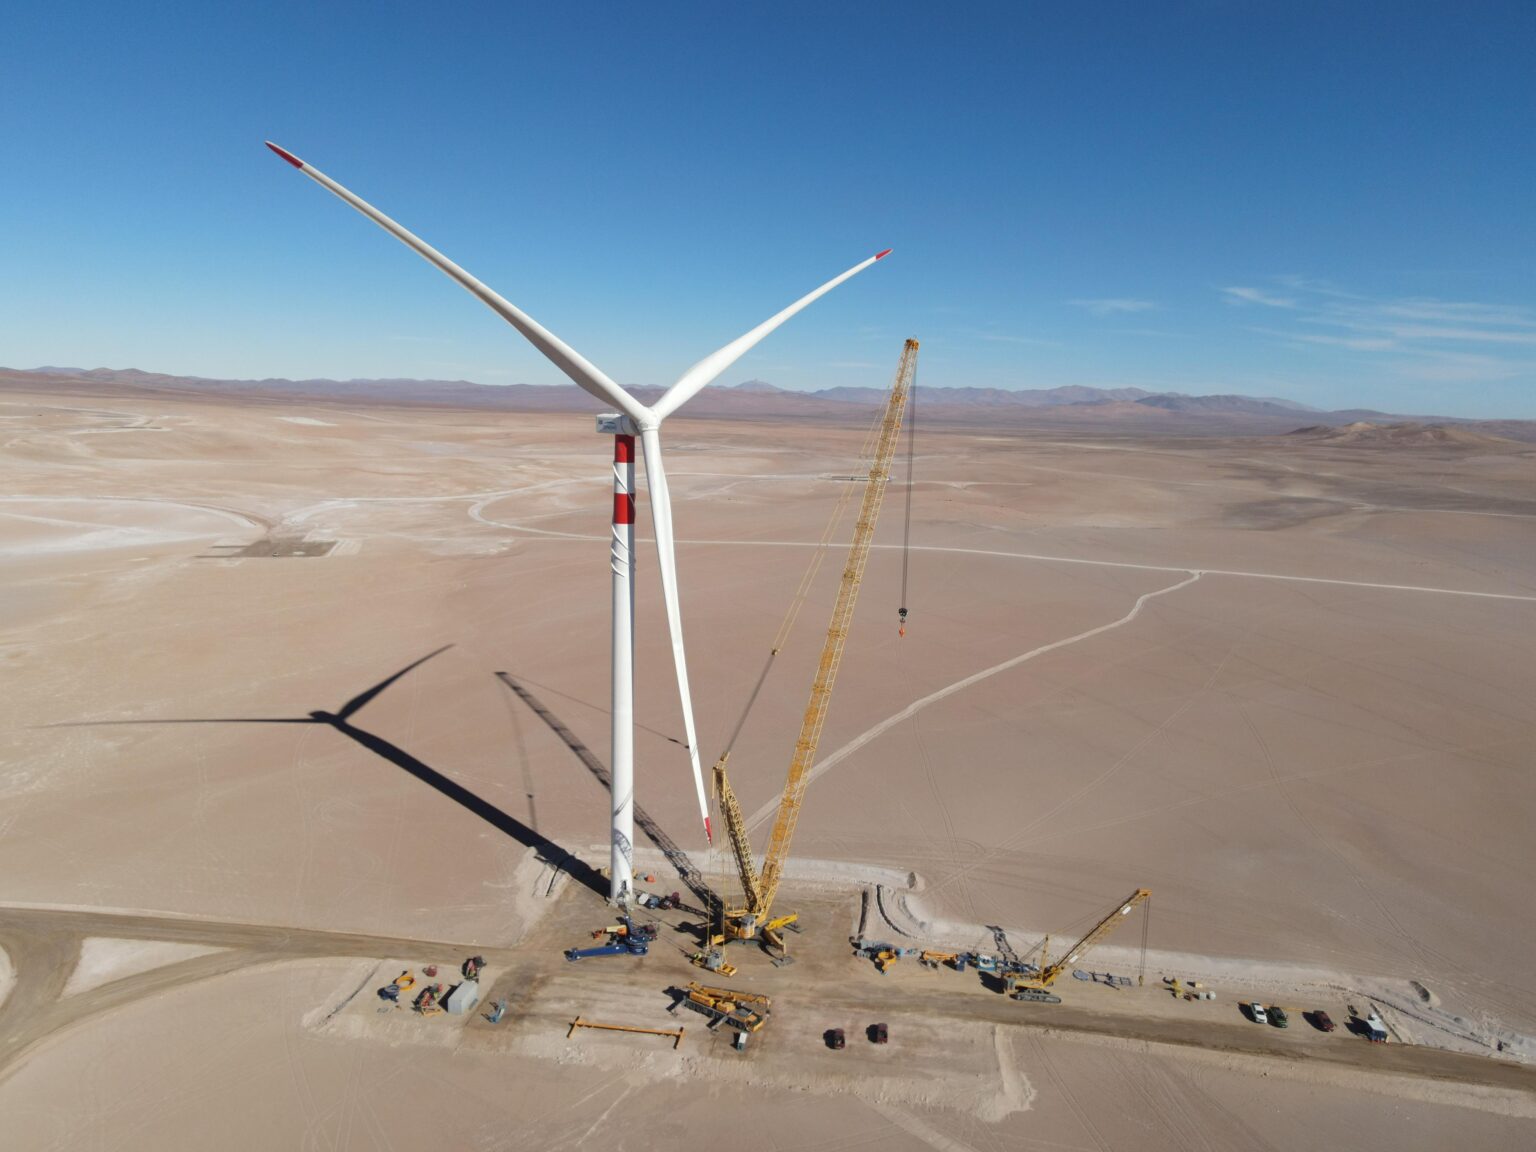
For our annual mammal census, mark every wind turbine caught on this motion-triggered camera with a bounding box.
[265,141,890,905]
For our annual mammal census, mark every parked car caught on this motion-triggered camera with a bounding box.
[1308,1009,1336,1033]
[1269,1006,1289,1028]
[1247,1002,1268,1025]
[870,1022,888,1044]
[826,1028,846,1050]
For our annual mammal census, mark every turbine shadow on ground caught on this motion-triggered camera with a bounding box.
[50,646,606,899]
[495,671,719,914]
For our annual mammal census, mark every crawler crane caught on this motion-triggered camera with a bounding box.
[1005,888,1151,1003]
[711,339,919,955]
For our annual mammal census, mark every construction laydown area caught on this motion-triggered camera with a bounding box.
[2,370,1535,1150]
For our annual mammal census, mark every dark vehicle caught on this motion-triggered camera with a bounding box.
[1269,1006,1289,1028]
[1307,1010,1336,1033]
[825,1028,846,1050]
[869,1022,888,1044]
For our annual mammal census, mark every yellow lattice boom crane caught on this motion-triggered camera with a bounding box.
[712,339,919,953]
[1005,888,1152,1003]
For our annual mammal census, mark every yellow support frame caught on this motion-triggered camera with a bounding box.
[568,1016,685,1049]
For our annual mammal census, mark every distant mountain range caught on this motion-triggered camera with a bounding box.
[4,365,1532,442]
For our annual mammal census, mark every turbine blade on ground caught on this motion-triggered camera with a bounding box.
[264,142,648,425]
[638,427,712,843]
[650,249,892,422]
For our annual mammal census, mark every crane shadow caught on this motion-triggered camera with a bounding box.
[495,671,719,915]
[48,646,605,899]
[503,672,685,748]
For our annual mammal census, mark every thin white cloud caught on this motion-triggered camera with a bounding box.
[1067,297,1156,315]
[960,328,1059,346]
[1234,279,1536,384]
[1370,300,1535,326]
[1379,324,1536,346]
[1291,333,1397,352]
[1223,286,1299,308]
[1388,352,1529,383]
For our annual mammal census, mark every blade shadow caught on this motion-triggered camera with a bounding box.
[335,644,454,722]
[47,647,604,899]
[496,671,718,914]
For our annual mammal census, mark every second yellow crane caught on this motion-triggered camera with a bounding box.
[711,339,919,955]
[1005,888,1152,1003]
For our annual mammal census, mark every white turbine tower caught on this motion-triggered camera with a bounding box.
[266,141,889,905]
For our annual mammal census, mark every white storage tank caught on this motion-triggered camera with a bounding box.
[444,980,481,1016]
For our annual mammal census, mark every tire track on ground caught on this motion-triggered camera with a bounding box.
[745,572,1202,832]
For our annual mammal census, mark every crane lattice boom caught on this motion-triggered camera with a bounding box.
[718,339,918,929]
[1038,888,1151,986]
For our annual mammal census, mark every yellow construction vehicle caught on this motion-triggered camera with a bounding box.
[1005,888,1151,1003]
[689,948,738,978]
[711,340,919,956]
[919,950,960,970]
[681,981,771,1033]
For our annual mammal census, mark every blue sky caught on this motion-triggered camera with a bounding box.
[2,2,1533,417]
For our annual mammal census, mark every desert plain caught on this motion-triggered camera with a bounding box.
[1,376,1535,1150]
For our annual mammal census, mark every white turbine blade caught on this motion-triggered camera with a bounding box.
[638,426,712,844]
[650,249,892,421]
[265,141,648,425]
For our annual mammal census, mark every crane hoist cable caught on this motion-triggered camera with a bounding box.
[1139,892,1152,987]
[898,365,917,636]
[713,398,889,763]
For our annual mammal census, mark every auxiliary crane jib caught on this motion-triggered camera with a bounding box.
[1005,888,1151,1003]
[711,339,919,955]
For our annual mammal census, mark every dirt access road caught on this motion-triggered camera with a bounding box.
[473,878,1536,1096]
[0,905,503,1079]
[7,878,1526,1100]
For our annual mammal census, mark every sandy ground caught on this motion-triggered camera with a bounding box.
[3,931,1534,1152]
[1,386,1533,1147]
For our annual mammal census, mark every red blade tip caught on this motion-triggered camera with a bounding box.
[265,141,303,169]
[874,248,893,261]
[704,816,713,845]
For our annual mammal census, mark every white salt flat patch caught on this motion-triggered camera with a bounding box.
[278,416,334,426]
[0,498,254,556]
[63,938,226,997]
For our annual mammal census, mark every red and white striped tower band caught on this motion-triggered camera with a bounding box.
[598,413,637,904]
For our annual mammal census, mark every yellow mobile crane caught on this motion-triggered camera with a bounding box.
[711,339,919,955]
[1005,888,1152,1003]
